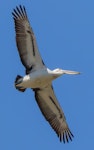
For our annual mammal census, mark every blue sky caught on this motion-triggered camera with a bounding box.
[0,0,94,149]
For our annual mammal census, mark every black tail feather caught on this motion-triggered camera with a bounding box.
[15,86,26,92]
[15,75,23,84]
[15,75,26,92]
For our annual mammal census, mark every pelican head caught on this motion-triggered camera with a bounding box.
[53,68,80,75]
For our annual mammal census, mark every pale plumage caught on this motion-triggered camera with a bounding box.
[12,5,80,142]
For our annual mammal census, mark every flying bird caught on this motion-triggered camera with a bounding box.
[12,5,80,143]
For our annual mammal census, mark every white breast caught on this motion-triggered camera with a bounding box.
[21,68,53,88]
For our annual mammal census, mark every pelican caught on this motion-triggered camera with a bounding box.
[12,5,80,143]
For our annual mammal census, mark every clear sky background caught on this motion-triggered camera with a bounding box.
[0,0,94,149]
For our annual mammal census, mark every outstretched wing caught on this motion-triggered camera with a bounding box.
[33,85,74,142]
[12,5,45,74]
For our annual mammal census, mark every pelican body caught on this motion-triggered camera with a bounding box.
[12,5,80,143]
[15,68,79,90]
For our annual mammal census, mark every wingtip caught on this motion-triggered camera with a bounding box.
[59,129,74,143]
[12,5,27,19]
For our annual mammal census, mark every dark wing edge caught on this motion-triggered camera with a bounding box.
[33,86,74,143]
[12,5,27,20]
